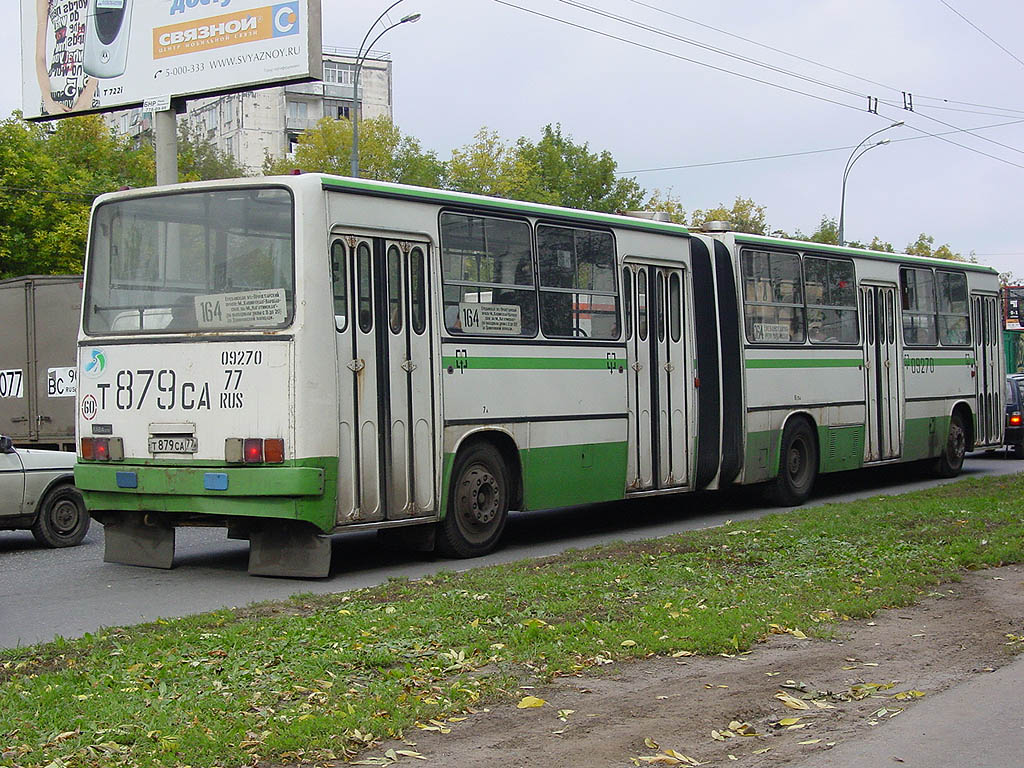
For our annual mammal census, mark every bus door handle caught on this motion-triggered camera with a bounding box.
[347,359,365,372]
[401,360,417,373]
[11,416,28,423]
[664,363,674,372]
[632,362,643,372]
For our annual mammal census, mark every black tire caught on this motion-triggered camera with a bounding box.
[768,418,818,506]
[437,443,509,558]
[31,484,89,548]
[932,412,968,478]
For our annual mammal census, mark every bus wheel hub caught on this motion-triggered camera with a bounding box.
[464,466,498,525]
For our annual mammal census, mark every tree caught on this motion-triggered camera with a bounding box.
[643,189,687,224]
[263,115,443,187]
[0,113,151,279]
[176,122,246,181]
[444,128,542,200]
[690,196,767,234]
[905,233,961,261]
[514,124,645,213]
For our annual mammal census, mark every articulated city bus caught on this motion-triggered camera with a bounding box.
[74,174,1004,576]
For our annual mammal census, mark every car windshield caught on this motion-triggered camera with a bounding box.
[84,187,294,335]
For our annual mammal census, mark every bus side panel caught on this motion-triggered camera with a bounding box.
[440,342,627,511]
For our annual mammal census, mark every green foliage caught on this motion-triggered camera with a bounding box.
[0,114,151,278]
[443,127,540,200]
[0,111,247,279]
[643,189,688,224]
[263,115,443,187]
[176,122,246,182]
[905,232,961,261]
[2,474,1023,767]
[444,124,645,213]
[691,196,768,234]
[515,124,645,212]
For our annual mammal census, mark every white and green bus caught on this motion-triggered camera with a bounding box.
[74,174,1003,576]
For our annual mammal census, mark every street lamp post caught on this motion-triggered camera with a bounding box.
[838,120,904,246]
[351,2,421,178]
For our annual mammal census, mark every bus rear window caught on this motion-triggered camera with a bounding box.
[84,187,294,335]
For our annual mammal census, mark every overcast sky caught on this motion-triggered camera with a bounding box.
[7,0,1024,277]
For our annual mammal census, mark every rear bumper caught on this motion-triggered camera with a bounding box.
[74,460,336,531]
[1005,425,1024,447]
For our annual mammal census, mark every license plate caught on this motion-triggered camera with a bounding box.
[148,436,198,454]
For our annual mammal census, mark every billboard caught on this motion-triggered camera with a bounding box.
[21,0,322,120]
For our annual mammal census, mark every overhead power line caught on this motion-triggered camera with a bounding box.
[939,0,1024,70]
[619,118,1024,174]
[492,0,1024,170]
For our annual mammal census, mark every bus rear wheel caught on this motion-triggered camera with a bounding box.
[769,419,818,506]
[933,412,967,477]
[437,443,510,558]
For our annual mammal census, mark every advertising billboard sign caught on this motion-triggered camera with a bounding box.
[21,0,322,120]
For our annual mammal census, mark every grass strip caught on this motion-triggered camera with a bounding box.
[2,473,1024,767]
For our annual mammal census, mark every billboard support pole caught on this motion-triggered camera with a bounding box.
[154,107,178,186]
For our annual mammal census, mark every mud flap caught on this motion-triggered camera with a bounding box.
[248,523,332,578]
[103,512,175,569]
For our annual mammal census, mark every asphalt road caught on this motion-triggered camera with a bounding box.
[1,452,1021,649]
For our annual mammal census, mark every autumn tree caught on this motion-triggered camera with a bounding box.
[905,233,961,261]
[691,196,768,234]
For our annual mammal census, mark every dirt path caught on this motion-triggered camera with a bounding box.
[362,564,1024,767]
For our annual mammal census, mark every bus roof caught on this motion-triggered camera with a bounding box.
[317,175,691,237]
[733,232,999,274]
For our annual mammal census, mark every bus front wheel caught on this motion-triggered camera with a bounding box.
[769,419,818,506]
[437,443,510,558]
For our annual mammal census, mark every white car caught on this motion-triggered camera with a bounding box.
[0,435,89,547]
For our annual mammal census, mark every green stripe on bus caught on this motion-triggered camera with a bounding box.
[321,176,689,235]
[745,358,862,369]
[906,357,976,366]
[442,356,616,370]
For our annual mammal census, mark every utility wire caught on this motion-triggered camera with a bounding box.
[622,0,903,96]
[550,0,869,101]
[939,0,1024,70]
[495,0,1024,167]
[619,118,1024,174]
[492,0,869,115]
[630,0,1024,116]
[545,0,1024,160]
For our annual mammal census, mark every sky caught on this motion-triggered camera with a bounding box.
[7,0,1024,278]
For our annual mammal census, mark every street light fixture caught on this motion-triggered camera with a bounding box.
[837,120,904,246]
[351,2,421,178]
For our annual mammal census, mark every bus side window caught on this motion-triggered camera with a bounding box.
[410,247,427,335]
[637,269,648,341]
[387,244,403,334]
[623,268,633,340]
[331,239,348,331]
[358,241,372,333]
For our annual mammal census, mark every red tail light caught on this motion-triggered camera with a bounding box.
[243,438,264,464]
[94,438,110,461]
[1011,414,1022,426]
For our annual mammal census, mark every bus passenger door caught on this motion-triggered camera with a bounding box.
[972,294,1002,446]
[861,285,901,462]
[624,263,688,492]
[332,234,436,524]
[382,240,436,519]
